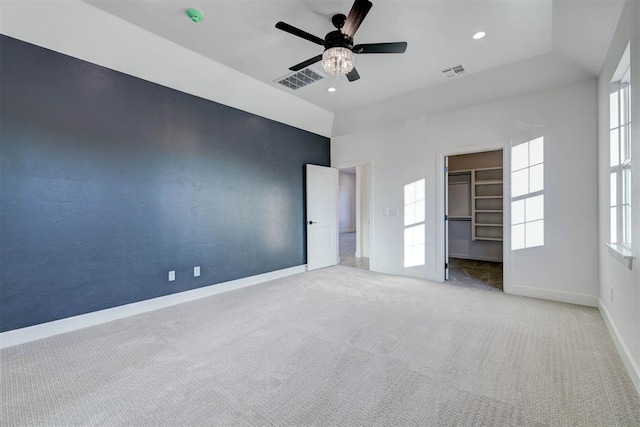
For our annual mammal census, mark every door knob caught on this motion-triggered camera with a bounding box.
[308,221,317,224]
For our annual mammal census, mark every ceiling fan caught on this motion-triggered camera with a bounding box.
[275,0,407,82]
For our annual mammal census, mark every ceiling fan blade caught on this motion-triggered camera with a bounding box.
[346,67,360,82]
[289,55,323,71]
[353,42,408,54]
[342,0,372,38]
[275,22,325,46]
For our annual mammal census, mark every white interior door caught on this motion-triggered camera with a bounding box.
[306,164,338,271]
[444,157,450,280]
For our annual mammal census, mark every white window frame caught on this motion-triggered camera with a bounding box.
[404,179,426,268]
[511,137,545,250]
[609,67,632,250]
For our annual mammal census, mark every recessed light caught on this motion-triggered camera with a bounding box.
[472,31,487,40]
[327,87,337,92]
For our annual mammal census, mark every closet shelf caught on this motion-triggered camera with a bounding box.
[448,164,504,243]
[472,167,503,242]
[475,180,503,185]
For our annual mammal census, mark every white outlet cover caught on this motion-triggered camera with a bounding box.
[194,266,201,277]
[168,270,175,282]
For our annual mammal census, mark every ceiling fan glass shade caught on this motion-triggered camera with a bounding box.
[322,47,354,76]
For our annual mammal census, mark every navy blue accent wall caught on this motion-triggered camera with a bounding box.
[0,35,330,332]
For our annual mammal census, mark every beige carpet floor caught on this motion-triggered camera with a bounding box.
[2,266,639,426]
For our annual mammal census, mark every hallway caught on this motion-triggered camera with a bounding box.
[339,232,369,270]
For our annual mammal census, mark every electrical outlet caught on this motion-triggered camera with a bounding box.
[168,270,175,282]
[194,266,201,277]
[610,287,614,302]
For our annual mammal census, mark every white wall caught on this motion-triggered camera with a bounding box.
[597,0,640,394]
[356,165,371,258]
[332,52,593,137]
[0,0,333,137]
[339,171,356,233]
[332,79,599,307]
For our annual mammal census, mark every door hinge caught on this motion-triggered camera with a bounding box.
[445,214,448,221]
[445,262,449,269]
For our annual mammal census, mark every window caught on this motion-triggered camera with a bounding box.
[511,137,544,250]
[404,179,425,267]
[610,65,631,248]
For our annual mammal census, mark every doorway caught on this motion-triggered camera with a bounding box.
[445,149,504,291]
[338,165,370,270]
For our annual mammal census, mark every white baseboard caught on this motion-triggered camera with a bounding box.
[507,284,598,307]
[449,254,503,263]
[0,265,307,349]
[598,299,640,396]
[388,268,442,283]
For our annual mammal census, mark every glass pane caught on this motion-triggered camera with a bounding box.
[621,86,629,124]
[404,247,414,268]
[621,125,630,163]
[415,179,425,201]
[526,220,544,248]
[526,195,544,222]
[512,224,525,250]
[404,226,414,247]
[404,203,416,226]
[610,207,617,243]
[511,169,529,198]
[512,200,525,225]
[404,224,425,247]
[404,182,416,205]
[529,164,544,193]
[413,224,425,245]
[610,129,619,166]
[610,90,619,129]
[623,205,631,245]
[623,168,631,205]
[415,201,425,224]
[414,244,425,267]
[404,244,425,268]
[610,172,617,207]
[512,142,529,172]
[529,137,544,165]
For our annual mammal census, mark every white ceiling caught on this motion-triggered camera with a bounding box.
[86,0,624,114]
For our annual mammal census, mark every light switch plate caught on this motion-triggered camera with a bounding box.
[168,270,175,282]
[194,266,201,277]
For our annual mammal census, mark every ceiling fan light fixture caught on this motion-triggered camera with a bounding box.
[322,47,354,76]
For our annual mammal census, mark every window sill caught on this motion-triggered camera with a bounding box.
[605,243,635,270]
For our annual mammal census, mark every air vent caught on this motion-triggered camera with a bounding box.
[275,68,325,90]
[442,64,466,78]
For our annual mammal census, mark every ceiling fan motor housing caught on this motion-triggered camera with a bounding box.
[324,30,354,51]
